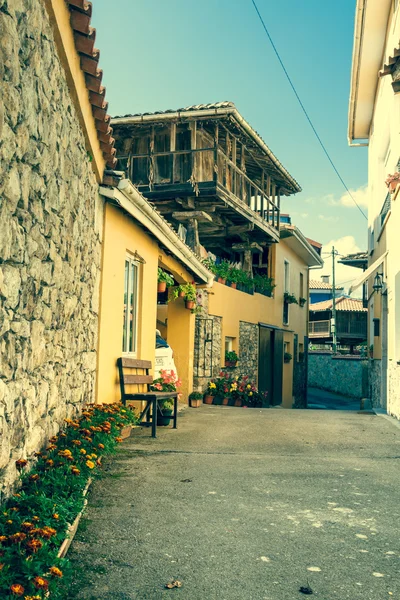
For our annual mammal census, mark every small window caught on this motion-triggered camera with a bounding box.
[284,260,290,292]
[225,337,234,353]
[122,256,139,354]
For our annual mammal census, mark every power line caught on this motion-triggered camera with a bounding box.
[250,0,368,220]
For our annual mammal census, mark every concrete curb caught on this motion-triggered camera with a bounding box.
[373,408,400,430]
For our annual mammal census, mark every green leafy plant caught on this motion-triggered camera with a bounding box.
[299,297,307,307]
[225,350,238,363]
[157,268,174,287]
[180,282,196,302]
[202,258,218,274]
[284,292,298,305]
[215,260,230,281]
[0,404,137,599]
[189,392,203,401]
[227,267,242,284]
[284,352,293,362]
[253,274,276,295]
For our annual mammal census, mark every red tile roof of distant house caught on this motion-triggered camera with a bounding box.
[309,280,344,290]
[66,0,116,169]
[310,297,367,312]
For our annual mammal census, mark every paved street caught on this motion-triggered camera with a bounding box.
[307,387,361,411]
[66,406,400,600]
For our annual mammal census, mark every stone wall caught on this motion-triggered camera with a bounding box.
[369,359,383,411]
[388,361,400,419]
[0,0,102,495]
[239,322,259,383]
[193,291,222,392]
[308,353,368,399]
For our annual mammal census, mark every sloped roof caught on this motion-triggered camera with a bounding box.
[66,0,116,168]
[310,297,367,313]
[111,102,301,195]
[309,280,344,290]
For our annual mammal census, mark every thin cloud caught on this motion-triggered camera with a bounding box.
[326,185,368,209]
[318,214,339,223]
[321,235,363,297]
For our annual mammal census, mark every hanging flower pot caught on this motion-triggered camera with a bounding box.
[386,173,400,193]
[185,300,195,310]
[158,281,167,293]
[178,290,185,298]
[157,268,174,293]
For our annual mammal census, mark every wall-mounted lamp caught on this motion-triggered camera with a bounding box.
[372,272,384,293]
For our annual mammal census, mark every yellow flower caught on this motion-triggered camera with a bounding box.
[86,460,95,469]
[49,566,63,578]
[247,384,251,389]
[80,449,86,455]
[249,392,253,396]
[209,382,216,389]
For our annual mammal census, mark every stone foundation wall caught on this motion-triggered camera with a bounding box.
[368,359,382,410]
[308,353,368,399]
[193,291,222,392]
[0,0,102,495]
[239,322,259,383]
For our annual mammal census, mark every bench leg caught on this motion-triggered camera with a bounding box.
[173,396,178,429]
[151,396,157,438]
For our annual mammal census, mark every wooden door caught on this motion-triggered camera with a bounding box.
[258,326,284,407]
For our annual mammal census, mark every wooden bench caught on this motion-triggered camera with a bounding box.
[117,358,178,438]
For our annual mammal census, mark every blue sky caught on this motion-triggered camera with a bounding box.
[93,0,367,286]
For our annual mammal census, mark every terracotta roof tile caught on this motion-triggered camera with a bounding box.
[309,280,344,290]
[66,1,116,169]
[310,297,367,313]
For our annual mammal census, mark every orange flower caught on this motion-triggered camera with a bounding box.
[72,440,82,446]
[33,576,49,591]
[26,539,43,553]
[40,527,56,539]
[9,533,26,544]
[49,566,63,578]
[32,516,40,522]
[0,563,4,570]
[29,474,39,481]
[80,449,86,455]
[71,466,81,475]
[115,437,123,443]
[24,596,41,600]
[46,459,54,467]
[0,535,7,544]
[86,460,95,469]
[46,445,56,451]
[21,522,33,531]
[52,513,59,520]
[10,583,24,596]
[98,443,105,450]
[15,459,27,470]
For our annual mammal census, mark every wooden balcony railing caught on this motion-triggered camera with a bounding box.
[128,146,281,233]
[309,320,330,336]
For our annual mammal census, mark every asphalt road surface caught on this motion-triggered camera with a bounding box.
[66,406,400,600]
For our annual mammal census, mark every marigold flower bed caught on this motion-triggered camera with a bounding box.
[0,403,137,599]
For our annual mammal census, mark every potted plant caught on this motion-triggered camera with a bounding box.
[204,380,217,403]
[150,369,181,425]
[284,292,298,305]
[202,257,218,276]
[215,260,230,284]
[385,172,400,193]
[158,267,174,293]
[284,352,293,363]
[189,391,203,408]
[225,350,238,368]
[299,297,307,307]
[180,282,197,309]
[253,274,276,297]
[227,267,242,289]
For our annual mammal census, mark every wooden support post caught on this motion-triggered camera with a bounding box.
[171,123,176,183]
[214,122,219,184]
[260,171,265,219]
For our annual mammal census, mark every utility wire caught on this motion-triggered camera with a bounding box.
[250,0,368,220]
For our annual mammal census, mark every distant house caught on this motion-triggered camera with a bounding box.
[309,297,368,352]
[309,276,344,304]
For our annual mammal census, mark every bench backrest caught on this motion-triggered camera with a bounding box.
[117,358,153,401]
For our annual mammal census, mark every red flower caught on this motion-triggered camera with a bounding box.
[10,583,25,596]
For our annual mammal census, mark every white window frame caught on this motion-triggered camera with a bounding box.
[284,259,290,292]
[122,255,140,355]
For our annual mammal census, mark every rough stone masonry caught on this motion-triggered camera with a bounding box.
[0,0,103,495]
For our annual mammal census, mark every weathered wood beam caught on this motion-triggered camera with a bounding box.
[172,211,213,223]
[232,241,263,253]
